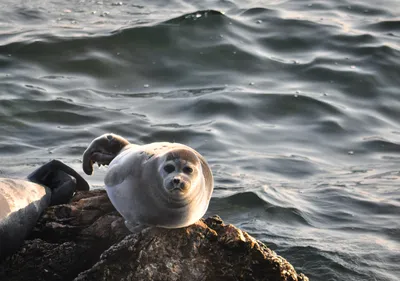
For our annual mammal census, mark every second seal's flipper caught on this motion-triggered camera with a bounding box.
[27,160,90,205]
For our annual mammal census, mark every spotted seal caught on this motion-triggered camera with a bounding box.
[82,133,213,232]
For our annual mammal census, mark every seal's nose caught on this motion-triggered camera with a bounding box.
[170,177,187,191]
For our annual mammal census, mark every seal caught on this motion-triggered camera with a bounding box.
[82,133,213,232]
[0,160,89,260]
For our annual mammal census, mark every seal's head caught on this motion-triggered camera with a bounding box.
[158,149,202,196]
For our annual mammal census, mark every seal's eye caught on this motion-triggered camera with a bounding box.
[183,166,193,174]
[164,164,175,173]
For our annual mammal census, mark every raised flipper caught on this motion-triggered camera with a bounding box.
[28,159,90,205]
[82,133,130,175]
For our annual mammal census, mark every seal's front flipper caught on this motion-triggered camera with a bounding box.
[82,133,130,175]
[28,160,90,205]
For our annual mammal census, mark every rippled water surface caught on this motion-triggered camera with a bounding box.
[1,0,400,280]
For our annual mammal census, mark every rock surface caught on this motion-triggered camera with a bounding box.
[0,190,308,281]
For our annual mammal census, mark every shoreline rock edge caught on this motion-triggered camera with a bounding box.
[0,190,308,281]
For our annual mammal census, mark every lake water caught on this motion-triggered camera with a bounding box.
[0,0,399,280]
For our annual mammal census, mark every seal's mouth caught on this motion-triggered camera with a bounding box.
[167,184,188,193]
[169,189,186,196]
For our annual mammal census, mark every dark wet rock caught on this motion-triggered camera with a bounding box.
[0,190,308,281]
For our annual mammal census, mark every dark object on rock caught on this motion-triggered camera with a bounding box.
[0,190,308,281]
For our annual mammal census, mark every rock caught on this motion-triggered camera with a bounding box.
[0,190,308,281]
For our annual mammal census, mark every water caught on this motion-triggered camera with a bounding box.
[1,0,399,280]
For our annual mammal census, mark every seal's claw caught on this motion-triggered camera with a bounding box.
[82,133,130,175]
